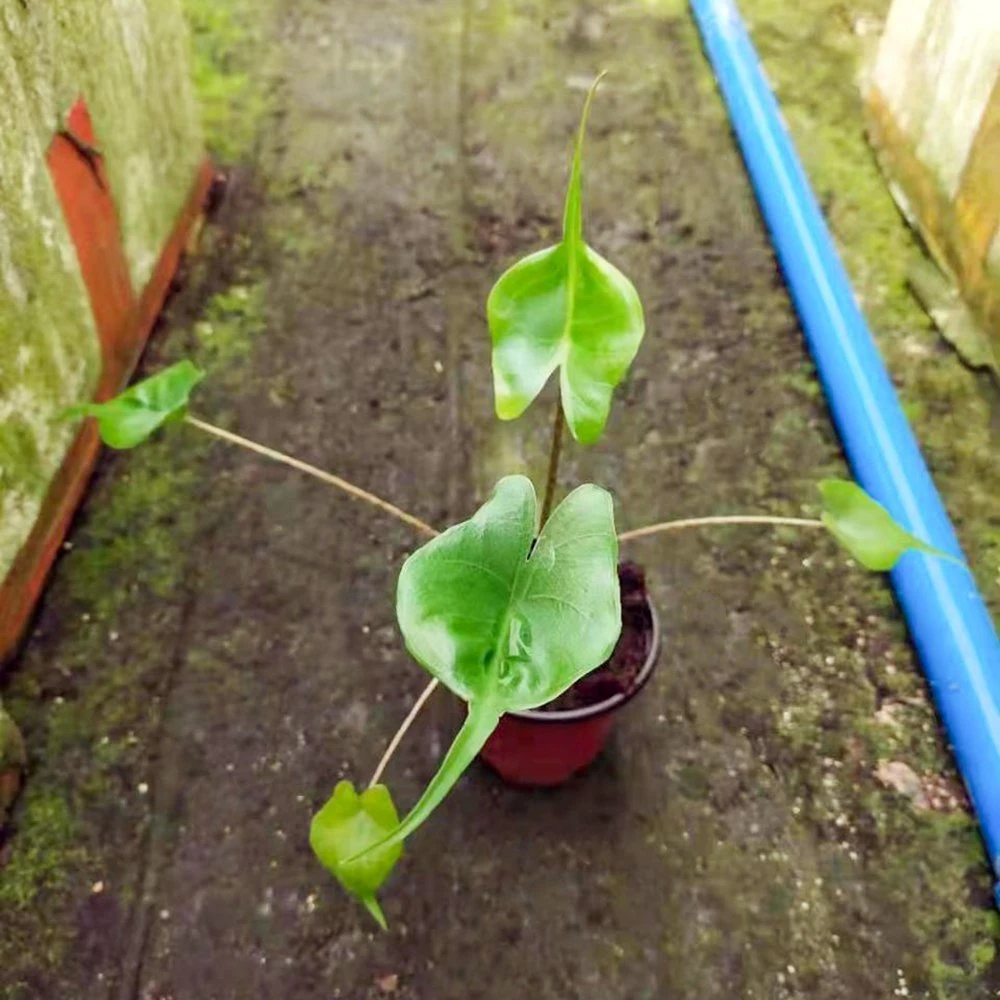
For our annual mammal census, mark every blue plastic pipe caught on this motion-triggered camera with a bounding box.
[689,0,1000,904]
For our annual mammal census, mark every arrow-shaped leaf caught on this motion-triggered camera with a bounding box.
[346,475,621,870]
[309,781,403,929]
[64,360,204,449]
[487,75,645,445]
[396,474,621,712]
[819,479,960,571]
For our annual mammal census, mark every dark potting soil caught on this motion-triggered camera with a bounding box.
[539,561,654,712]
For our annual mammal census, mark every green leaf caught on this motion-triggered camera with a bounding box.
[63,360,205,449]
[343,476,621,867]
[397,474,621,712]
[309,781,403,929]
[487,75,645,445]
[819,479,959,571]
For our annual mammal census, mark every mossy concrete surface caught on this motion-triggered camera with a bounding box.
[0,703,25,828]
[182,0,277,162]
[0,0,202,583]
[1,0,998,997]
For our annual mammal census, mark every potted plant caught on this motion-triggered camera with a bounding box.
[65,77,955,931]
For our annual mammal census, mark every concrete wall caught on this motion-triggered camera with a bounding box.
[866,0,1000,353]
[0,0,203,579]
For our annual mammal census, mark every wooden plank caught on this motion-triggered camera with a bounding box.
[955,75,1000,265]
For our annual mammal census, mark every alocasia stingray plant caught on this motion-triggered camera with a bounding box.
[66,76,956,929]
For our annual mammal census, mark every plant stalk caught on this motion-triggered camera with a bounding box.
[349,700,502,862]
[618,514,824,542]
[539,393,565,528]
[368,679,440,788]
[185,415,438,539]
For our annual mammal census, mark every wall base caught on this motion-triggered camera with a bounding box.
[0,100,213,664]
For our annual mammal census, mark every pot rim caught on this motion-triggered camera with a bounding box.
[505,597,661,724]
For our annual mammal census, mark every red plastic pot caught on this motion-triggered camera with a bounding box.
[480,600,660,787]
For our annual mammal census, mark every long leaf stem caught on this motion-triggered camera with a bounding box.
[368,679,440,788]
[618,514,824,542]
[348,701,502,863]
[185,415,438,539]
[539,393,565,528]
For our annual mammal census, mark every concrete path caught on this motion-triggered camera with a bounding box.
[2,1,996,998]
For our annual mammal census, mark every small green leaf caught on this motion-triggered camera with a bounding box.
[487,75,645,444]
[397,474,621,712]
[309,781,403,929]
[819,479,958,571]
[63,360,204,449]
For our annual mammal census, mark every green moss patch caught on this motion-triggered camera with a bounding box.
[182,0,278,162]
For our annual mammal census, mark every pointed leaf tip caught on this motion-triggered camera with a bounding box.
[352,478,620,866]
[562,71,607,242]
[62,360,205,449]
[309,781,402,929]
[818,478,958,572]
[363,896,389,931]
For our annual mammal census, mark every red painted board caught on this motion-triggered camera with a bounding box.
[0,97,212,664]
